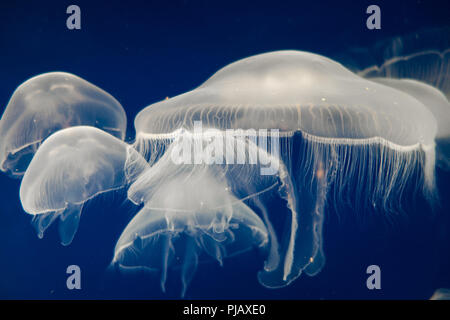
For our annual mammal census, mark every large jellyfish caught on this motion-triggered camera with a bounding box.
[19,126,148,245]
[0,72,127,177]
[113,132,274,296]
[132,50,438,288]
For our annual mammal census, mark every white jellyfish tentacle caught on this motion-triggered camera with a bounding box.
[58,202,84,246]
[304,159,328,276]
[282,152,328,282]
[160,233,175,293]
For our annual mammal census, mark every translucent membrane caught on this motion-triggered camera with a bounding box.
[114,132,273,296]
[19,126,148,245]
[131,51,438,288]
[0,72,127,177]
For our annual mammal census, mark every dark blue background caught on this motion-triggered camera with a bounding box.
[0,0,449,299]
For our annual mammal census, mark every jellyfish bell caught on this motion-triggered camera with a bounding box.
[0,72,127,177]
[370,77,450,170]
[132,50,438,288]
[134,50,435,146]
[19,126,148,246]
[127,129,290,279]
[113,164,269,297]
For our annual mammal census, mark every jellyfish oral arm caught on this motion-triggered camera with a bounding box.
[258,157,327,288]
[30,202,83,246]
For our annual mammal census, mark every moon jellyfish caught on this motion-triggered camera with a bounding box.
[358,46,449,99]
[132,50,438,288]
[0,72,127,177]
[19,126,148,245]
[113,132,273,296]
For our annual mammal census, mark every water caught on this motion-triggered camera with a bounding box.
[0,0,449,299]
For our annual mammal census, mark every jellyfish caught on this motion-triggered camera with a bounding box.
[19,126,148,245]
[0,72,127,177]
[358,47,449,99]
[113,132,273,296]
[131,50,438,288]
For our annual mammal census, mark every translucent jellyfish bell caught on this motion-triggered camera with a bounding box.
[19,126,148,246]
[0,72,127,177]
[113,137,270,296]
[132,50,438,288]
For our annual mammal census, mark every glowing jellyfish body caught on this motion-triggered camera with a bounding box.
[0,72,127,177]
[19,126,148,245]
[114,134,270,296]
[132,50,438,288]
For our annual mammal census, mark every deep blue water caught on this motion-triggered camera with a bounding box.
[0,0,449,299]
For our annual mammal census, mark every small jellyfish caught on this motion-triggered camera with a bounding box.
[113,134,270,296]
[358,47,450,99]
[345,27,450,98]
[0,72,127,177]
[132,50,438,288]
[19,126,148,245]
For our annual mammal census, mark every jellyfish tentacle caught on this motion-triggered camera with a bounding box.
[180,236,200,297]
[198,233,226,266]
[258,156,329,287]
[304,160,327,276]
[284,159,327,281]
[58,203,83,246]
[252,197,280,273]
[31,211,60,239]
[160,233,175,293]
